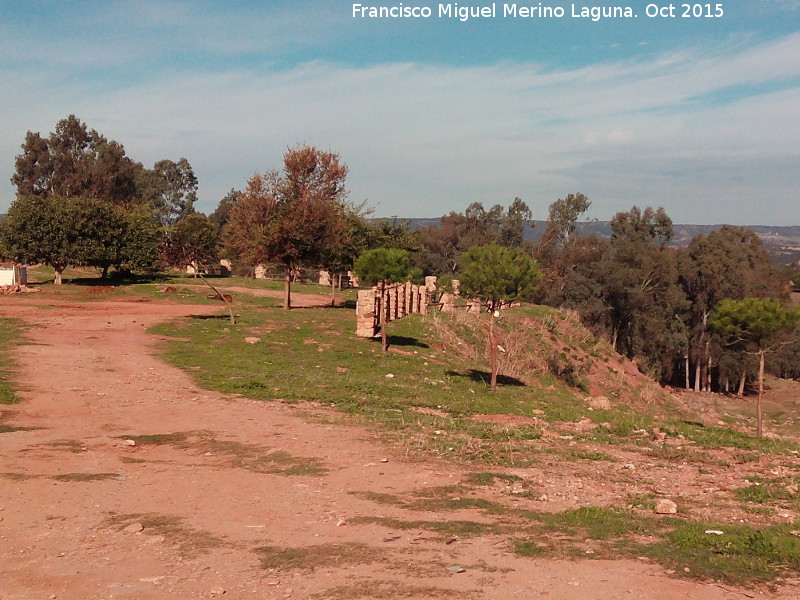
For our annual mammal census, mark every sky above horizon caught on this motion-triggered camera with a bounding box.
[1,1,799,225]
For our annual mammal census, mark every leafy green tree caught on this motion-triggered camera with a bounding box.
[163,213,217,272]
[11,115,139,204]
[1,196,73,284]
[209,189,240,240]
[69,197,127,278]
[164,213,235,323]
[225,146,349,310]
[354,248,412,351]
[417,199,533,276]
[135,158,198,226]
[116,207,162,274]
[458,244,542,391]
[678,226,787,392]
[596,206,687,380]
[0,195,123,284]
[0,195,161,282]
[535,192,591,260]
[320,207,372,306]
[711,298,800,437]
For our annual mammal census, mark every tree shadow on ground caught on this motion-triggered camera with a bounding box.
[445,369,526,387]
[369,335,429,349]
[329,299,357,310]
[189,314,236,321]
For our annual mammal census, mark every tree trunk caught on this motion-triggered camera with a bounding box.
[757,349,765,438]
[101,264,109,279]
[684,355,690,389]
[54,267,64,285]
[738,371,746,397]
[380,281,388,352]
[198,273,236,325]
[694,362,701,392]
[705,341,712,392]
[283,269,292,310]
[489,312,498,392]
[331,277,337,307]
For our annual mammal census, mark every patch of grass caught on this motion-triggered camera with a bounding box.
[255,542,378,572]
[464,472,523,486]
[119,430,327,476]
[102,512,226,557]
[513,540,554,557]
[312,580,464,600]
[628,492,658,510]
[48,439,86,453]
[0,425,37,433]
[538,506,655,541]
[644,521,800,586]
[124,432,189,445]
[552,448,615,462]
[51,472,119,482]
[1,472,36,481]
[349,516,497,539]
[0,318,25,404]
[734,482,798,507]
[667,422,798,454]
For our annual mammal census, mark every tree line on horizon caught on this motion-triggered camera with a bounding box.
[1,115,798,401]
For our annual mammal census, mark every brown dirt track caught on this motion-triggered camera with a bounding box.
[1,292,798,599]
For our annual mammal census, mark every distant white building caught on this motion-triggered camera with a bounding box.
[0,264,27,286]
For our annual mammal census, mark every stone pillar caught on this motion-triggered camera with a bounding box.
[255,264,268,280]
[348,271,360,288]
[319,270,331,286]
[391,285,400,320]
[356,289,379,337]
[424,275,438,294]
[219,259,232,277]
[441,292,455,312]
[397,282,406,319]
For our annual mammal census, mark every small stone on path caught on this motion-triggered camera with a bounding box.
[655,499,678,515]
[123,522,144,534]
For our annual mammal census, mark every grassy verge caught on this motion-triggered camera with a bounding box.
[149,304,588,465]
[0,318,25,404]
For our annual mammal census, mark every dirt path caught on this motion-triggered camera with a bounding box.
[0,296,797,599]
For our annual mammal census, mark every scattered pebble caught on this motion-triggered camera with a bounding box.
[448,566,466,573]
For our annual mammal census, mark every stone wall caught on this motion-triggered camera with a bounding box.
[355,281,429,338]
[355,276,520,336]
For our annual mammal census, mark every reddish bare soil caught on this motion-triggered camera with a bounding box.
[1,293,798,599]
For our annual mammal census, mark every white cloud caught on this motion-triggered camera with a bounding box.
[1,33,799,224]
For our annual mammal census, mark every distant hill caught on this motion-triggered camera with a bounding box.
[398,218,800,267]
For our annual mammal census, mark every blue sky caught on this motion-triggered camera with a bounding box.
[1,0,799,224]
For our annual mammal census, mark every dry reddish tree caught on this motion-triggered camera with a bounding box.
[225,146,349,310]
